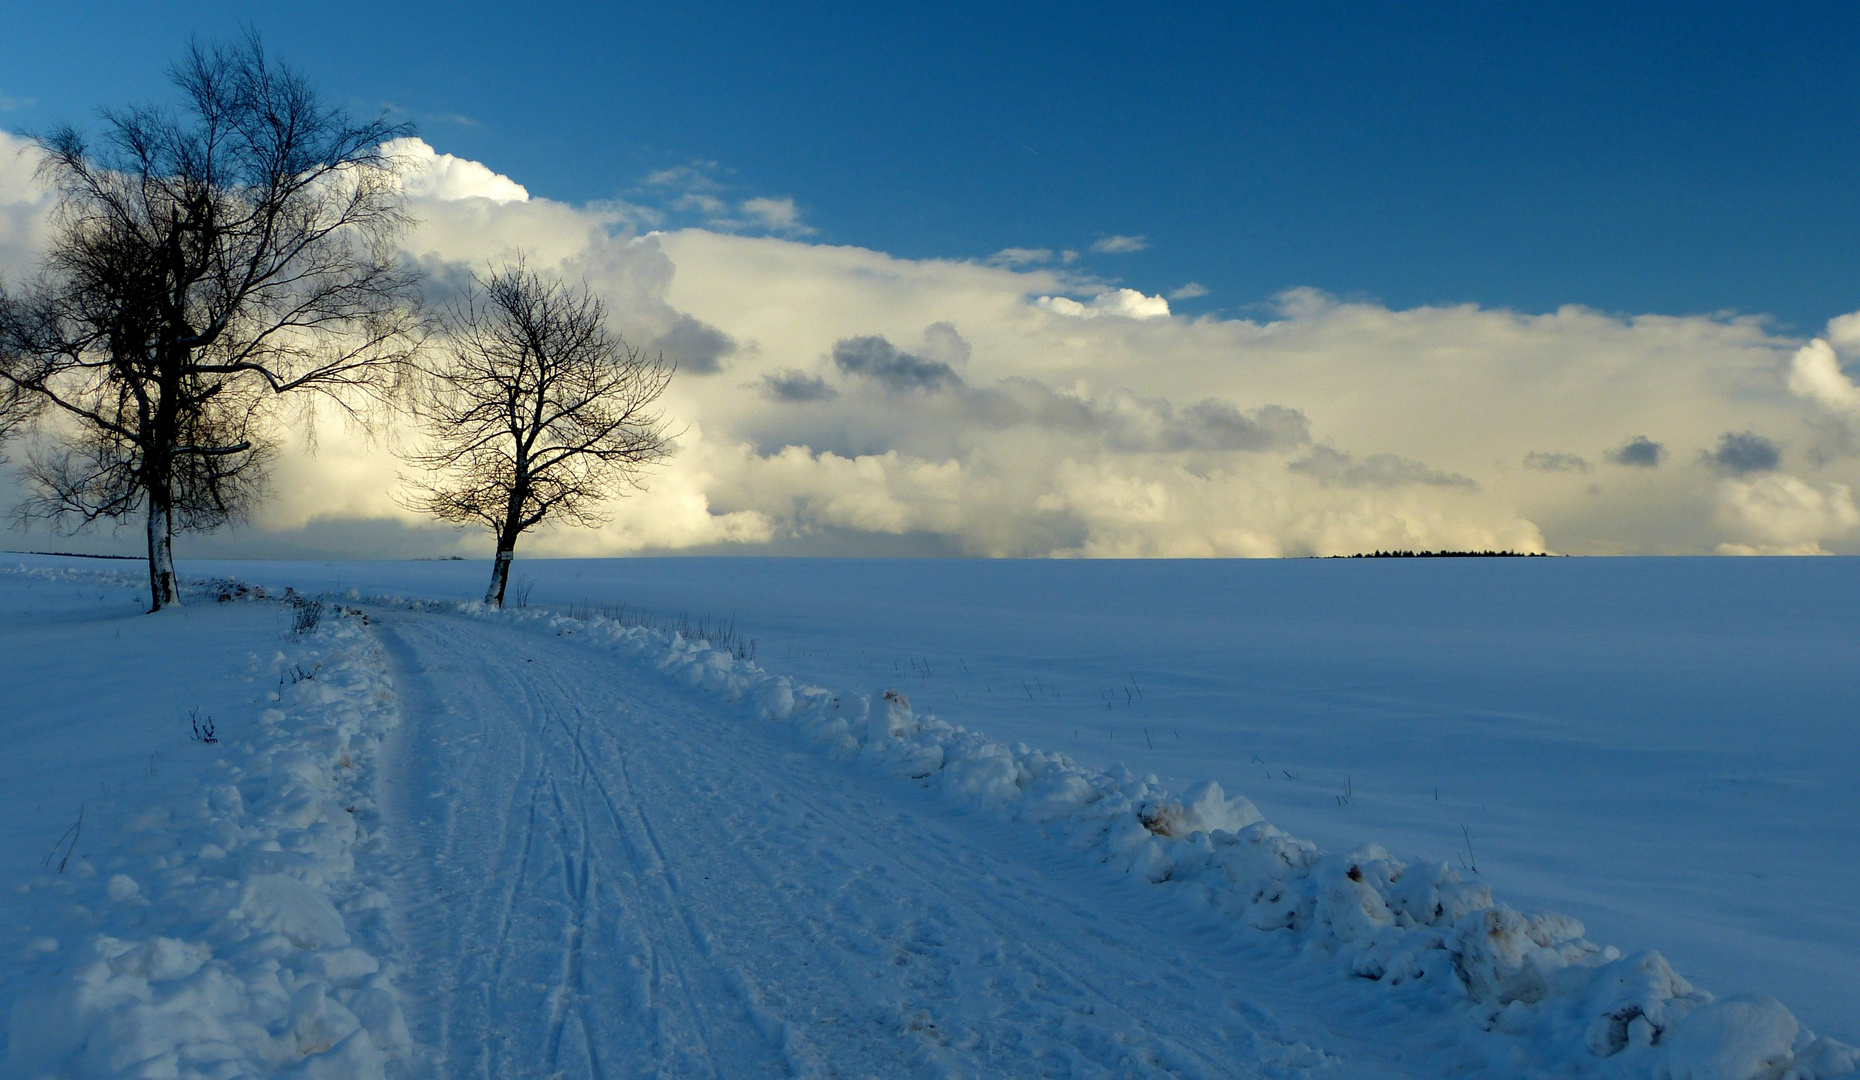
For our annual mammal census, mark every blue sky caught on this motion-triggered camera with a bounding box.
[8,3,1860,559]
[6,1,1860,330]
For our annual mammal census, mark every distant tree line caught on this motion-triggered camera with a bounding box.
[1334,550,1552,558]
[0,35,673,611]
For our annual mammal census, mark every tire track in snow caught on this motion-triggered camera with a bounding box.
[383,614,788,1080]
[541,683,747,1078]
[522,644,1319,1078]
[377,609,1417,1079]
[553,686,842,1077]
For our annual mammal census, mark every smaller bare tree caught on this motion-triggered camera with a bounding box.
[404,263,674,607]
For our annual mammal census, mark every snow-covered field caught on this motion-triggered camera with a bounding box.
[3,552,1856,1078]
[0,562,408,1077]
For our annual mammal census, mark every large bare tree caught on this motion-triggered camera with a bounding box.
[0,369,35,455]
[404,263,674,607]
[0,35,420,610]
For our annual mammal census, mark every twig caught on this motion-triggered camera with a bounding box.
[189,708,217,744]
[43,806,83,872]
[1459,824,1479,873]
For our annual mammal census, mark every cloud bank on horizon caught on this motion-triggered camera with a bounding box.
[5,132,1860,558]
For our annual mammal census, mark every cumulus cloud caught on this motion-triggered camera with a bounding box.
[919,322,970,367]
[1091,235,1149,254]
[0,130,51,282]
[1788,335,1860,463]
[1037,289,1171,320]
[760,370,839,403]
[655,313,737,376]
[385,138,529,203]
[1290,446,1478,490]
[686,439,1536,559]
[13,138,1860,557]
[505,222,1860,553]
[1787,337,1860,421]
[1169,282,1210,300]
[955,381,1308,455]
[1713,474,1859,555]
[1704,431,1782,475]
[1606,436,1666,468]
[1166,401,1307,452]
[1524,451,1591,472]
[832,335,963,394]
[1823,311,1860,353]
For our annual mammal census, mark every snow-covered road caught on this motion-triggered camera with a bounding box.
[374,608,1410,1080]
[194,555,1860,1037]
[6,560,1853,1079]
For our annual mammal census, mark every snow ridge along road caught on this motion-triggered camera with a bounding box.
[372,599,1855,1080]
[3,571,412,1079]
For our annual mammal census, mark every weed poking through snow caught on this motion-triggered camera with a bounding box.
[289,594,324,635]
[42,805,83,873]
[1459,824,1480,874]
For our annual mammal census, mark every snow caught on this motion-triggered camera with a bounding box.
[1,565,409,1078]
[3,553,1856,1078]
[184,556,1860,1035]
[408,592,1857,1077]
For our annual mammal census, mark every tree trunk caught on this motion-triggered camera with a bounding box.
[145,496,181,611]
[485,545,516,607]
[486,484,528,608]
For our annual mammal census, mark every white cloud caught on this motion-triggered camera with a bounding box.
[1713,474,1860,555]
[1823,311,1860,352]
[674,192,730,217]
[738,196,813,236]
[1037,288,1171,320]
[0,130,51,282]
[650,235,1846,555]
[683,440,1541,558]
[638,162,812,236]
[1091,234,1149,254]
[384,137,529,204]
[1169,282,1210,300]
[645,161,725,190]
[1523,451,1591,473]
[13,139,1860,557]
[530,422,775,554]
[1787,337,1860,420]
[987,247,1053,267]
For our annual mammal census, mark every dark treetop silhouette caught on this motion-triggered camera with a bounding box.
[0,35,420,610]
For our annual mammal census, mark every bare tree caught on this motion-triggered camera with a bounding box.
[0,35,420,610]
[403,263,674,607]
[0,354,37,455]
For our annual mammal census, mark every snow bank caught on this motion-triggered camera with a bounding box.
[418,597,1854,1080]
[6,588,410,1080]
